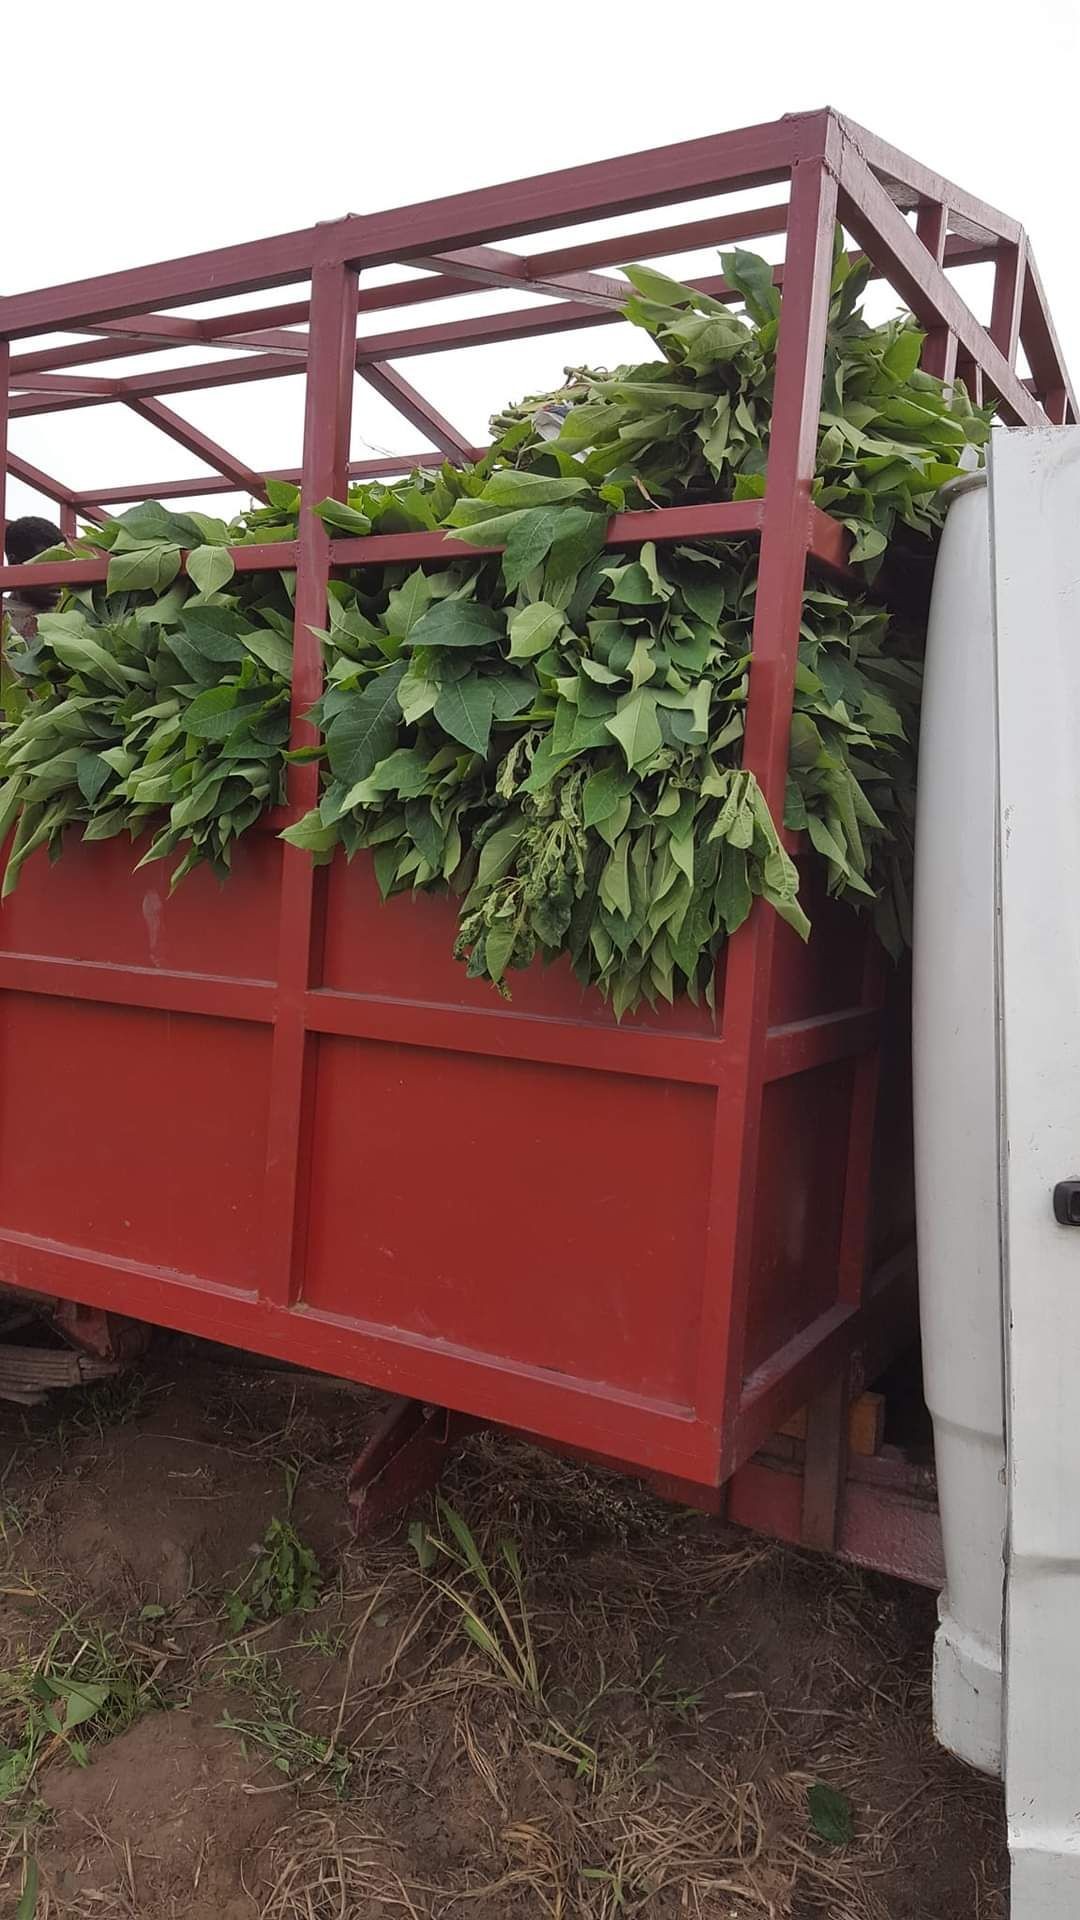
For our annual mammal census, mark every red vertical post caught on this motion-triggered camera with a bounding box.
[59,502,77,541]
[0,341,9,554]
[955,353,985,407]
[740,158,840,817]
[916,202,955,383]
[835,936,887,1309]
[698,143,841,1476]
[989,239,1026,370]
[260,254,359,1308]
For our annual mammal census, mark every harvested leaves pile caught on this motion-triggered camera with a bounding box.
[0,240,988,1013]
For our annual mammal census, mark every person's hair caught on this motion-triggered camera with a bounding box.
[4,515,64,613]
[5,516,63,566]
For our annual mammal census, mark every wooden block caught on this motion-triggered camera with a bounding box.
[780,1390,884,1457]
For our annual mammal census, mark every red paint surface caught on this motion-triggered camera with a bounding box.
[0,832,280,978]
[0,996,271,1288]
[305,1035,714,1405]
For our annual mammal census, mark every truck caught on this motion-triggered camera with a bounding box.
[0,107,1075,1914]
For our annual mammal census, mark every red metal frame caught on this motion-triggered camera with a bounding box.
[0,112,1071,1545]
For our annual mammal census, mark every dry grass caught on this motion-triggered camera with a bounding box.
[0,1354,1008,1920]
[252,1432,1005,1920]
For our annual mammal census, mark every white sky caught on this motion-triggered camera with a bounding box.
[4,0,1078,525]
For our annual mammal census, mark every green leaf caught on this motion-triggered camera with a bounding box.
[508,602,564,659]
[185,512,231,547]
[484,918,518,982]
[721,247,781,324]
[76,752,112,805]
[716,845,753,934]
[315,498,372,535]
[883,328,924,384]
[16,1858,38,1920]
[183,686,266,741]
[444,505,528,547]
[807,1783,854,1846]
[599,834,631,917]
[410,599,503,650]
[623,262,720,309]
[605,689,662,770]
[626,637,655,691]
[846,523,889,566]
[265,479,300,512]
[482,470,591,508]
[521,735,575,794]
[404,800,446,871]
[180,604,249,662]
[488,671,536,720]
[186,544,236,596]
[51,1677,111,1731]
[434,678,496,755]
[112,501,202,547]
[462,1615,501,1659]
[385,568,434,640]
[638,541,672,600]
[326,661,406,783]
[436,1499,488,1579]
[398,668,440,725]
[363,747,432,798]
[583,764,632,827]
[106,544,182,594]
[501,507,566,592]
[282,810,339,853]
[409,1519,437,1572]
[43,628,130,691]
[543,507,608,597]
[242,626,293,679]
[607,562,662,606]
[477,823,524,887]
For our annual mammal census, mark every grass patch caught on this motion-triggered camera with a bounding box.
[217,1647,350,1794]
[0,1603,165,1809]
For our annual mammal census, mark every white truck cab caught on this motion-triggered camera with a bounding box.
[917,427,1080,1916]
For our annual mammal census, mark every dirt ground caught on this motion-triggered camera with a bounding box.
[0,1341,1006,1919]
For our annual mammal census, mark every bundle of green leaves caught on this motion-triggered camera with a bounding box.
[0,503,295,896]
[0,240,988,1011]
[285,539,920,1012]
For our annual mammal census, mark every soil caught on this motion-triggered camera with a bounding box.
[0,1341,1007,1919]
[38,1695,274,1919]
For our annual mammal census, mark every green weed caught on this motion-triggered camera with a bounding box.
[410,1497,540,1701]
[0,1609,163,1806]
[223,1516,322,1634]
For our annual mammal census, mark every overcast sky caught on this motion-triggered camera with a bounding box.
[4,0,1077,524]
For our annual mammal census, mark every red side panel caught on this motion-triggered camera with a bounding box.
[0,831,280,977]
[304,1033,714,1406]
[320,859,718,1038]
[742,1058,855,1376]
[0,996,270,1290]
